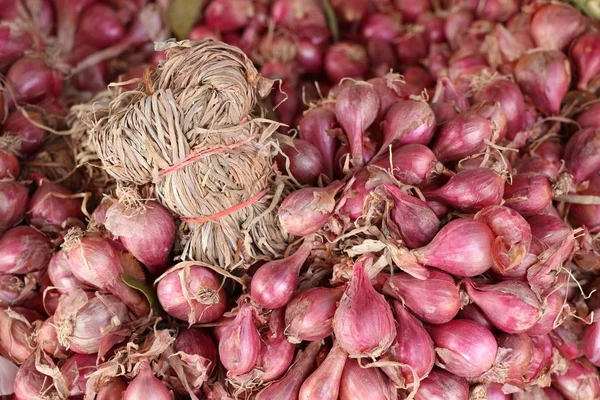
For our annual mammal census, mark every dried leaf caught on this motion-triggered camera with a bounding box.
[121,274,163,314]
[168,0,204,40]
[322,0,339,42]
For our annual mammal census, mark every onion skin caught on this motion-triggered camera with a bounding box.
[299,344,347,400]
[368,74,413,118]
[361,13,401,43]
[62,353,97,397]
[530,3,584,51]
[564,128,600,185]
[218,304,261,377]
[339,358,396,400]
[526,291,568,336]
[427,319,498,378]
[298,108,339,177]
[333,255,396,358]
[156,263,226,324]
[174,328,218,377]
[432,112,493,162]
[528,214,572,248]
[0,307,40,364]
[13,352,64,399]
[0,226,52,275]
[503,173,552,217]
[415,368,469,400]
[552,358,600,400]
[104,201,175,275]
[383,269,460,325]
[464,279,543,333]
[0,182,28,234]
[470,383,511,399]
[285,286,345,343]
[514,50,571,116]
[96,378,128,400]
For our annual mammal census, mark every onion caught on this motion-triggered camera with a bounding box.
[548,317,584,361]
[53,289,131,355]
[473,79,525,140]
[156,263,226,324]
[503,173,552,217]
[285,286,344,343]
[432,112,493,162]
[476,0,518,21]
[424,168,504,212]
[205,0,254,32]
[569,32,600,91]
[299,344,347,400]
[66,235,149,317]
[0,355,18,396]
[271,0,329,44]
[383,269,461,325]
[218,303,261,377]
[0,226,51,275]
[381,301,435,386]
[171,328,216,395]
[373,144,441,185]
[333,255,396,358]
[26,178,83,232]
[76,4,125,49]
[296,40,323,74]
[444,9,474,50]
[415,368,469,400]
[298,108,339,177]
[276,139,327,185]
[251,241,312,309]
[256,341,321,399]
[393,219,495,277]
[395,30,428,67]
[379,99,436,154]
[404,65,435,93]
[3,110,47,154]
[97,378,127,400]
[188,25,219,41]
[475,205,532,274]
[104,200,175,275]
[48,250,87,293]
[513,387,564,400]
[419,13,445,44]
[427,319,498,378]
[123,360,173,400]
[427,43,450,79]
[471,100,508,141]
[530,3,584,51]
[0,182,28,234]
[62,353,97,397]
[367,38,398,78]
[456,304,494,331]
[577,103,600,130]
[526,334,553,385]
[470,383,510,400]
[174,328,217,377]
[325,42,369,83]
[0,273,38,307]
[582,315,600,366]
[13,352,65,399]
[339,358,396,400]
[278,181,343,236]
[37,316,67,358]
[528,214,572,249]
[394,0,429,22]
[552,358,600,400]
[0,150,19,179]
[564,128,600,185]
[334,81,379,168]
[368,74,413,118]
[484,333,534,386]
[0,307,39,364]
[6,56,63,105]
[361,13,401,43]
[0,25,34,69]
[274,82,300,132]
[514,50,571,116]
[570,175,600,233]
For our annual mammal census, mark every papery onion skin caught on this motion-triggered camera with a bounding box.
[0,226,52,275]
[276,139,327,185]
[156,263,226,324]
[383,269,460,325]
[218,304,261,377]
[0,307,40,364]
[569,175,600,233]
[174,328,218,376]
[0,182,29,234]
[415,368,469,400]
[3,110,47,155]
[552,358,600,400]
[333,255,396,359]
[526,291,567,336]
[427,319,498,378]
[0,150,19,179]
[123,360,173,400]
[63,353,97,397]
[339,358,396,400]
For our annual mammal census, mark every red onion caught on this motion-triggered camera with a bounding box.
[569,32,600,91]
[76,4,125,49]
[515,155,560,180]
[383,184,439,248]
[52,0,95,54]
[48,250,87,293]
[444,9,474,50]
[404,65,435,93]
[427,43,450,79]
[464,279,542,333]
[62,353,97,397]
[476,0,518,21]
[96,378,128,400]
[361,13,401,43]
[513,387,564,400]
[325,42,369,83]
[548,317,584,361]
[484,333,534,386]
[552,358,600,400]
[577,103,600,130]
[424,168,504,212]
[0,355,18,395]
[333,255,396,358]
[383,269,460,324]
[53,289,131,355]
[0,307,39,364]
[299,344,347,400]
[393,219,495,277]
[475,205,532,274]
[368,74,413,118]
[331,0,367,23]
[26,178,83,231]
[278,181,343,236]
[188,26,219,41]
[271,0,329,44]
[124,360,173,400]
[335,81,379,167]
[205,0,254,32]
[274,82,300,132]
[432,112,493,162]
[13,352,66,399]
[456,303,494,331]
[256,341,321,399]
[427,319,498,378]
[0,150,19,179]
[218,303,261,377]
[419,13,445,44]
[297,40,324,74]
[382,301,435,386]
[0,273,38,307]
[367,38,397,78]
[71,47,109,92]
[526,334,554,385]
[285,286,345,343]
[514,50,571,116]
[528,214,572,248]
[0,182,28,234]
[174,328,217,377]
[298,108,338,177]
[104,200,175,275]
[4,110,47,154]
[570,176,600,233]
[530,3,584,51]
[0,25,34,69]
[0,226,51,275]
[37,316,67,358]
[156,263,226,324]
[276,139,326,185]
[395,30,427,67]
[251,241,312,309]
[503,173,552,217]
[394,0,429,22]
[66,235,149,317]
[582,315,600,366]
[564,128,600,185]
[339,358,395,400]
[379,100,436,154]
[7,56,63,105]
[473,79,525,140]
[373,144,441,185]
[471,100,508,141]
[415,368,469,400]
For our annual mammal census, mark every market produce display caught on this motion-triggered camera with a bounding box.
[2,0,600,399]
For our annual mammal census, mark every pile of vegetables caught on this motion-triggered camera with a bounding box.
[2,0,600,399]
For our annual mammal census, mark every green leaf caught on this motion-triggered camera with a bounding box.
[168,0,204,40]
[121,274,164,314]
[322,0,339,43]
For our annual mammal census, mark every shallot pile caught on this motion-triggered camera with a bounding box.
[3,0,600,399]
